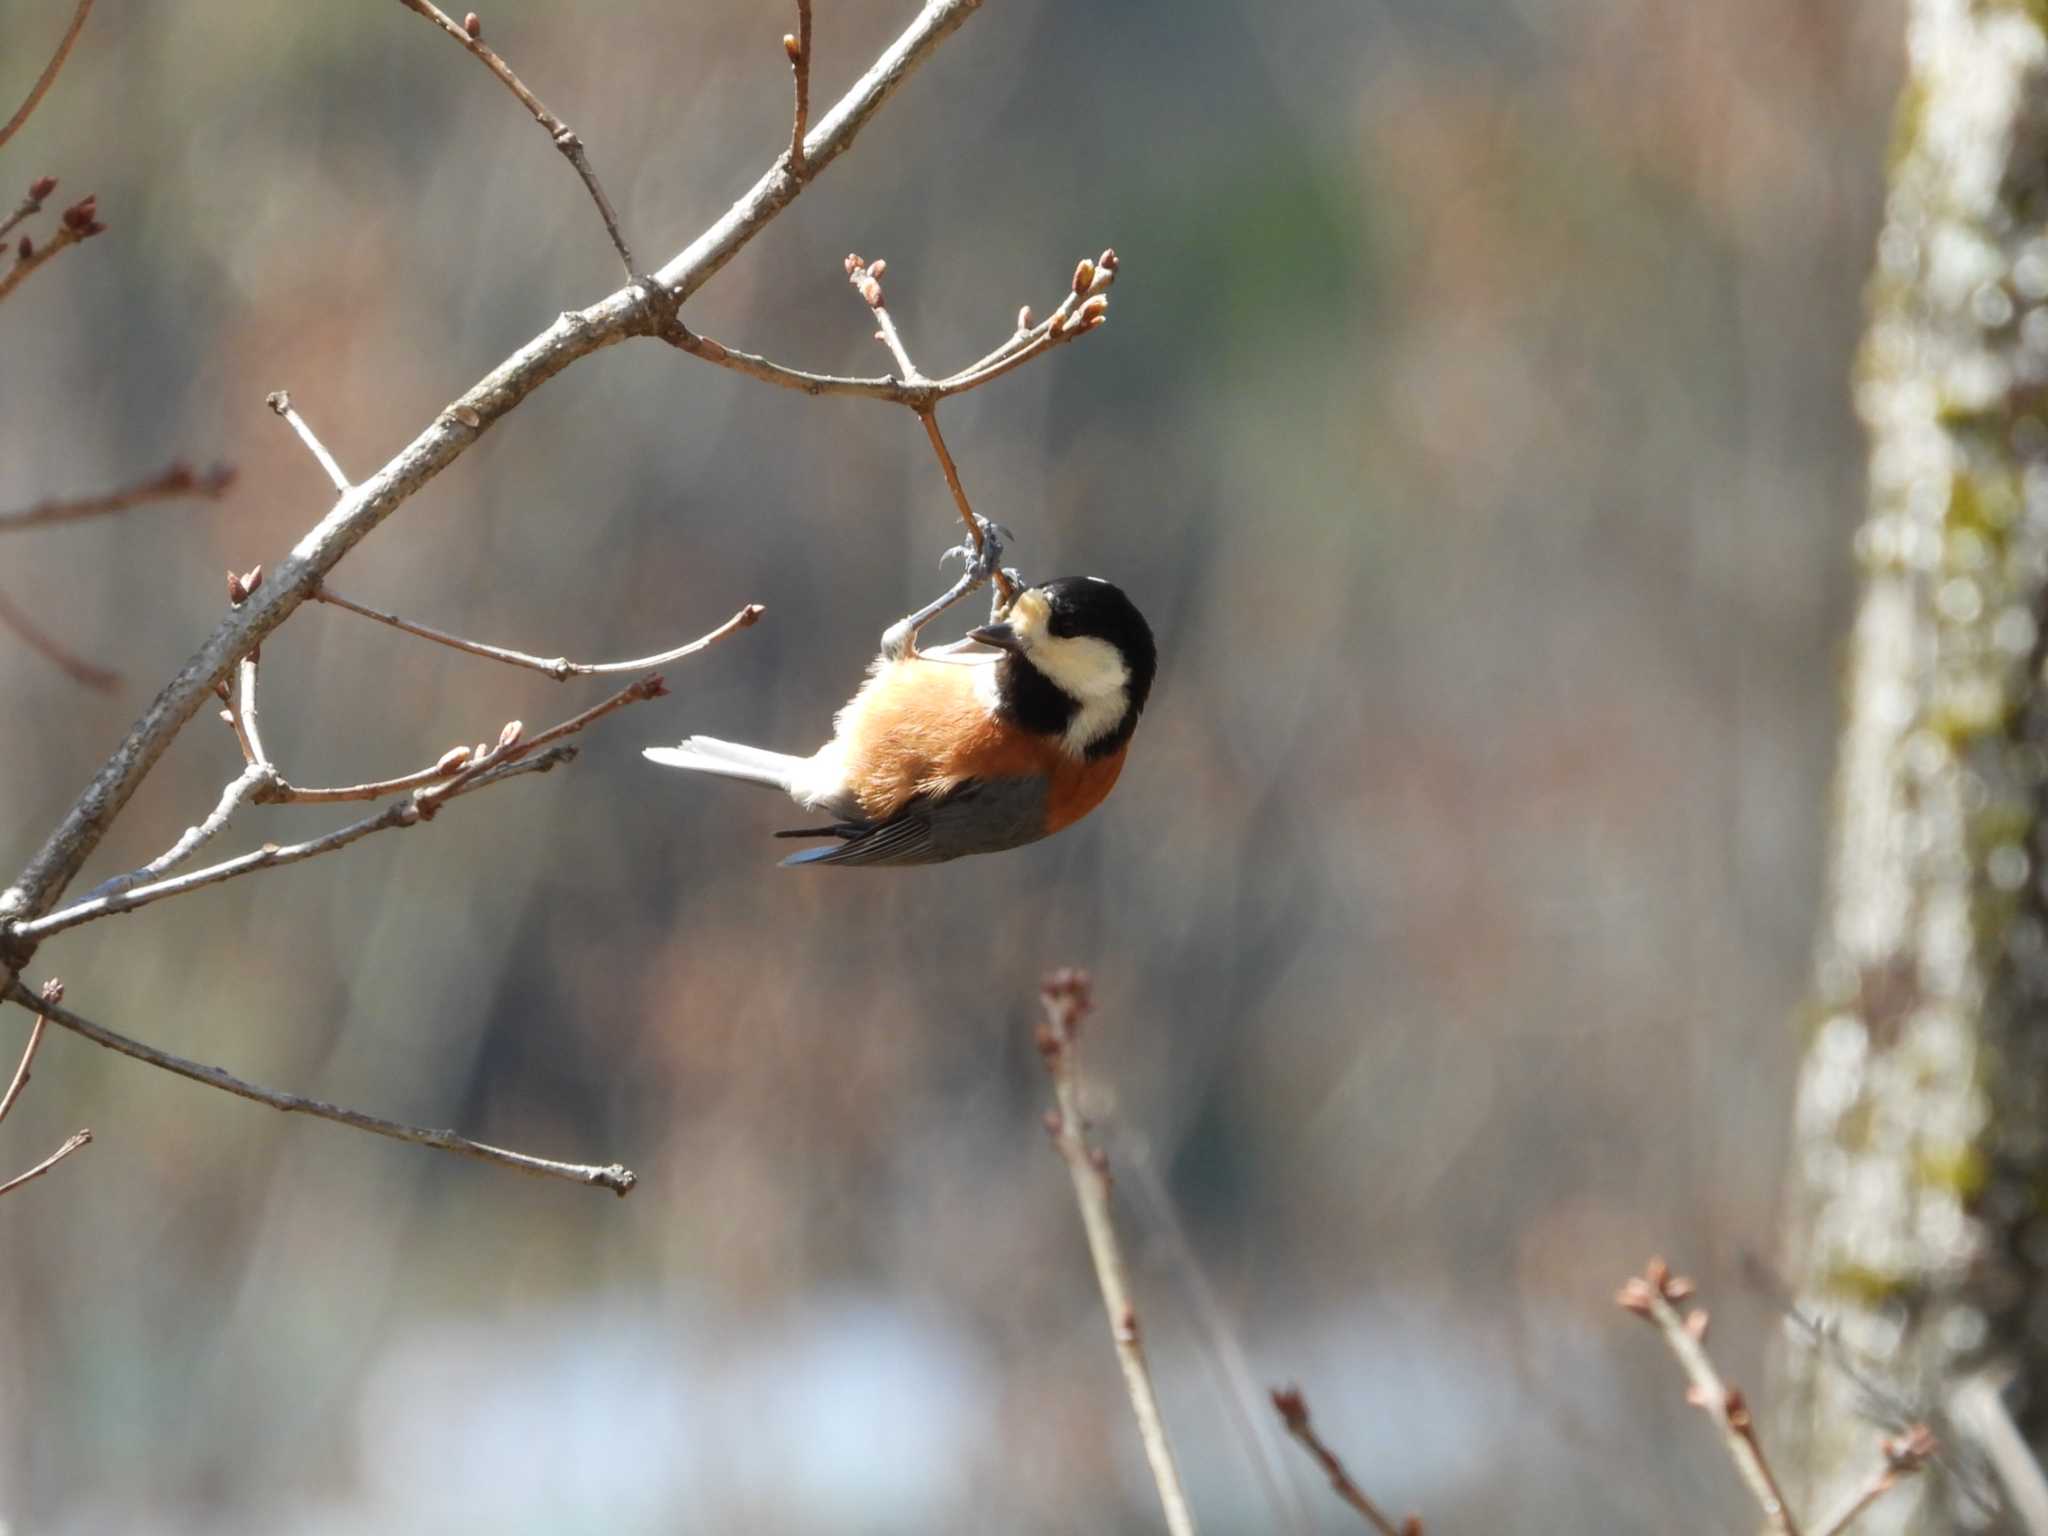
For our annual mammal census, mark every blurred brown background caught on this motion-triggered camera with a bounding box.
[0,1,1902,1529]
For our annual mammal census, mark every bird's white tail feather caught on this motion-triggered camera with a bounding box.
[642,735,808,793]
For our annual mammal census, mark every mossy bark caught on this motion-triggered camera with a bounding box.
[1778,3,2048,1529]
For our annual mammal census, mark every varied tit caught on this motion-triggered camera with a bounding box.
[643,576,1156,866]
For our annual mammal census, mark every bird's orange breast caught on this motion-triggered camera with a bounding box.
[832,655,1128,834]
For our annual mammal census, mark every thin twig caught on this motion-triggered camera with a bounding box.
[315,589,764,681]
[0,176,59,247]
[0,0,94,152]
[265,391,350,495]
[421,674,662,804]
[666,245,1119,410]
[785,1,813,177]
[918,410,1016,607]
[1618,1259,1801,1534]
[0,586,119,691]
[1811,1426,1938,1536]
[841,253,1020,606]
[395,0,637,277]
[3,979,632,1195]
[1269,1386,1415,1536]
[0,196,105,306]
[81,761,274,905]
[263,753,478,806]
[0,979,60,1127]
[846,253,923,382]
[1035,969,1198,1536]
[0,1129,91,1198]
[0,460,235,535]
[2,0,987,954]
[11,749,575,944]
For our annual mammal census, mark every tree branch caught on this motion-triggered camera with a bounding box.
[0,0,93,153]
[1618,1258,1934,1535]
[1035,969,1198,1536]
[313,589,764,680]
[2,979,633,1195]
[785,1,813,179]
[11,747,576,943]
[0,979,60,1128]
[0,175,60,247]
[265,391,350,496]
[0,1128,91,1199]
[81,761,274,905]
[1269,1386,1416,1536]
[0,194,105,306]
[395,0,638,278]
[843,253,1022,607]
[0,460,235,535]
[0,979,91,1201]
[0,586,120,691]
[0,0,987,956]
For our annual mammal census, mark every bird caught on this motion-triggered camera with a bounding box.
[644,575,1155,866]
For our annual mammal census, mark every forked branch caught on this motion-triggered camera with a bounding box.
[395,1,637,277]
[2,978,633,1195]
[1617,1258,1934,1536]
[1,0,987,945]
[0,193,105,306]
[0,978,92,1201]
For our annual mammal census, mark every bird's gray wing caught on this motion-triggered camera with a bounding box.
[778,776,1049,867]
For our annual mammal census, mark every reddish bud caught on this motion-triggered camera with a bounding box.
[1400,1519,1422,1536]
[1018,305,1033,330]
[226,570,247,605]
[1684,1309,1709,1341]
[29,175,57,201]
[16,236,29,260]
[843,252,864,274]
[218,708,234,726]
[497,720,523,750]
[783,32,801,62]
[1071,257,1095,295]
[1042,1109,1062,1135]
[434,746,472,775]
[869,258,887,278]
[858,276,883,307]
[1615,1278,1654,1316]
[463,11,482,38]
[1645,1257,1669,1288]
[60,195,97,232]
[1664,1274,1695,1303]
[1099,247,1118,272]
[1270,1386,1308,1431]
[1724,1388,1751,1431]
[240,564,263,595]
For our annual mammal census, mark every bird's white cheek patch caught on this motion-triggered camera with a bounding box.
[1031,634,1129,753]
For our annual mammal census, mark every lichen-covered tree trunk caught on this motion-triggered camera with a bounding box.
[1777,4,2048,1530]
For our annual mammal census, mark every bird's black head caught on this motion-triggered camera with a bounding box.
[970,576,1156,759]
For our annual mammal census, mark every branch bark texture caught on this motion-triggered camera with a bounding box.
[0,0,984,970]
[1778,3,2048,1527]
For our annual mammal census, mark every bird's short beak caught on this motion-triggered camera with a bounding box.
[968,621,1022,654]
